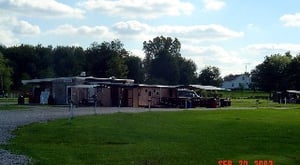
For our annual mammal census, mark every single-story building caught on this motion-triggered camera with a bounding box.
[22,76,134,105]
[22,76,178,107]
[22,76,228,108]
[272,90,300,104]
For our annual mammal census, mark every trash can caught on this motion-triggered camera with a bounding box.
[211,98,218,108]
[187,99,192,108]
[220,99,229,107]
[207,98,218,108]
[18,95,25,105]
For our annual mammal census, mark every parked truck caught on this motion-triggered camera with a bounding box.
[161,88,231,108]
[160,89,200,108]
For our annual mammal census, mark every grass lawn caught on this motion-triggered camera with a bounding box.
[0,97,30,110]
[0,104,29,110]
[218,90,269,99]
[231,98,300,108]
[5,109,300,165]
[0,97,18,102]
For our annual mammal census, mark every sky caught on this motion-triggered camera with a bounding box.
[1,0,300,77]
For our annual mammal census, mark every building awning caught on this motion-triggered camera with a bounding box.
[137,84,179,88]
[85,77,134,84]
[68,85,99,88]
[186,84,226,91]
[22,76,135,85]
[22,78,57,85]
[287,90,300,94]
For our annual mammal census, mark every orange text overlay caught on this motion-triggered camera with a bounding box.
[218,160,274,165]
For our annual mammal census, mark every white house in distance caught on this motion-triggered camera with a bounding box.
[222,73,251,90]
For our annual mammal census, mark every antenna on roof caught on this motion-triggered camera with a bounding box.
[244,63,250,73]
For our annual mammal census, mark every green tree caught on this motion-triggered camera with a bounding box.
[0,52,12,92]
[53,46,85,77]
[143,36,181,84]
[3,44,38,89]
[149,51,179,84]
[251,53,292,92]
[286,54,300,90]
[177,57,197,85]
[85,40,128,78]
[106,54,128,78]
[125,56,144,83]
[34,44,54,78]
[198,66,223,86]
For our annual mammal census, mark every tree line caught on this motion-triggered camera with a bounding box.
[251,52,300,92]
[1,35,298,94]
[0,36,224,92]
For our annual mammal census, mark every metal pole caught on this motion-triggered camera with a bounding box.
[93,95,97,115]
[148,98,151,111]
[69,100,73,120]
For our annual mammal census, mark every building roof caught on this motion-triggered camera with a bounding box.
[185,84,226,91]
[223,73,250,82]
[85,77,134,84]
[137,84,180,88]
[22,77,225,91]
[287,90,300,94]
[22,76,135,85]
[68,84,99,88]
[22,77,62,85]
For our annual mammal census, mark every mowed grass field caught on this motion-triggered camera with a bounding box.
[0,97,29,110]
[0,104,29,110]
[6,109,300,165]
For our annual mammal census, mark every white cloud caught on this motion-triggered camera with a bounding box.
[79,0,194,19]
[280,13,300,27]
[155,24,243,42]
[203,0,225,11]
[0,15,40,35]
[245,43,300,55]
[182,45,246,76]
[183,45,244,64]
[246,23,261,32]
[113,20,150,35]
[0,15,40,46]
[0,0,84,18]
[112,20,243,43]
[130,49,145,59]
[0,28,19,46]
[46,24,116,41]
[13,20,40,35]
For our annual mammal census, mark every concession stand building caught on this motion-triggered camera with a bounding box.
[22,76,228,108]
[22,76,177,107]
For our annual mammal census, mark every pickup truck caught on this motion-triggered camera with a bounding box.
[161,89,202,108]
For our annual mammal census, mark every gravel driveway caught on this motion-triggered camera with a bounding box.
[0,106,183,165]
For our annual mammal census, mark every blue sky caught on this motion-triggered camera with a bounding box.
[1,0,300,76]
